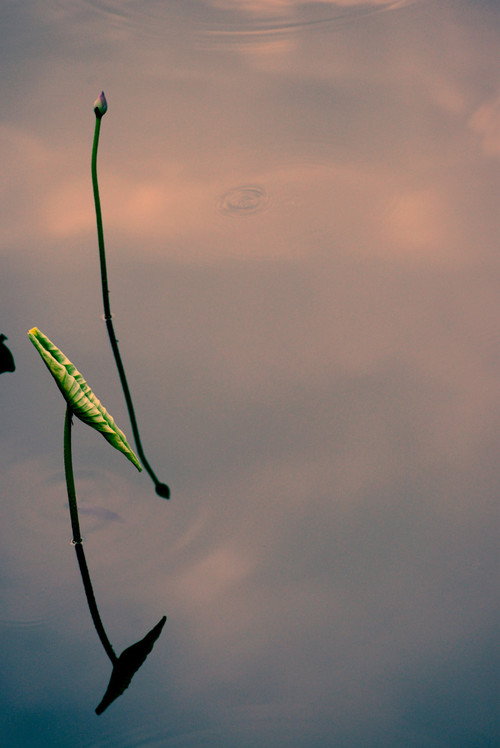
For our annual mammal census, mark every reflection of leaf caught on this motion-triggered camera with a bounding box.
[0,334,15,374]
[95,616,167,715]
[28,327,141,470]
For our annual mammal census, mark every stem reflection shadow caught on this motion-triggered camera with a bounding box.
[64,405,166,714]
[73,541,166,715]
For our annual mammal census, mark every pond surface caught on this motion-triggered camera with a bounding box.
[1,1,499,746]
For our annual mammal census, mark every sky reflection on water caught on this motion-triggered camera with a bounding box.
[1,0,499,746]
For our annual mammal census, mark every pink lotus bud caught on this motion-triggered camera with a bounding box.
[93,91,108,119]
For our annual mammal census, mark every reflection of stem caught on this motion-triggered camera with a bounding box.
[64,405,117,664]
[74,543,117,665]
[63,406,82,544]
[91,116,170,500]
[63,407,167,712]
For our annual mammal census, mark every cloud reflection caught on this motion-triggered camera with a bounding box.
[469,92,500,157]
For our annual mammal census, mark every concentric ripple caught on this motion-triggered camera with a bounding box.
[218,184,268,216]
[45,0,419,47]
[200,0,420,40]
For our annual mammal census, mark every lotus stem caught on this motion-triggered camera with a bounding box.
[91,105,170,500]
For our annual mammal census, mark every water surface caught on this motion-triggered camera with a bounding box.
[1,1,499,746]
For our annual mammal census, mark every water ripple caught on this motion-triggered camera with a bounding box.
[218,184,268,216]
[200,0,420,40]
[0,584,61,630]
[46,0,419,46]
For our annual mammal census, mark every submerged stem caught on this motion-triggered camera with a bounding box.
[91,113,170,500]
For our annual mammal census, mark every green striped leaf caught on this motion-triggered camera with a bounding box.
[28,327,142,471]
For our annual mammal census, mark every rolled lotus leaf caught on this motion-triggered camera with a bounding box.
[28,327,141,471]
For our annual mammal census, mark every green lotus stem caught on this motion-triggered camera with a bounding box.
[91,113,111,322]
[91,93,170,500]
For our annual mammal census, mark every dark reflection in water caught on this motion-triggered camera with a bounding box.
[0,334,15,374]
[60,403,167,715]
[73,541,166,715]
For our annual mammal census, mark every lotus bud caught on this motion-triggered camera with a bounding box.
[93,91,108,119]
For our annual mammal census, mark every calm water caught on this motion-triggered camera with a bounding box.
[1,1,499,746]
